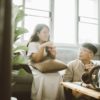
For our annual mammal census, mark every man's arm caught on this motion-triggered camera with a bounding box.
[63,63,73,82]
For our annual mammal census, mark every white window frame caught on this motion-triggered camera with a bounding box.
[18,0,100,46]
[19,0,54,42]
[52,0,100,47]
[98,0,100,43]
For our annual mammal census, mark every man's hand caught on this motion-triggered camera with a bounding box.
[72,90,83,98]
[84,63,94,72]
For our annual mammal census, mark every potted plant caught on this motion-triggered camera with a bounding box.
[12,4,28,66]
[11,5,33,100]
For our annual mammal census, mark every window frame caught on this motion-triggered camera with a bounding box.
[98,0,100,43]
[19,0,100,46]
[19,0,54,42]
[52,0,100,47]
[78,0,99,44]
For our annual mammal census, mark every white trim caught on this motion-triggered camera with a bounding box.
[20,0,25,42]
[49,0,54,41]
[75,0,79,44]
[98,0,100,43]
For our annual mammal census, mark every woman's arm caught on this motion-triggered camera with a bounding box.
[48,47,56,59]
[31,44,47,63]
[31,41,53,62]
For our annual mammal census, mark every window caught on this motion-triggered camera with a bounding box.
[24,0,51,40]
[13,0,100,45]
[13,0,52,41]
[54,0,99,45]
[25,0,50,11]
[79,0,98,18]
[78,0,98,44]
[13,0,23,5]
[54,0,76,44]
[79,23,98,43]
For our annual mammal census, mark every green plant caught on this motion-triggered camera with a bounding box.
[12,5,28,41]
[12,4,28,65]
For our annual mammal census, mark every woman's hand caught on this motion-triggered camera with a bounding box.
[48,46,56,58]
[72,90,83,98]
[48,46,56,54]
[39,41,56,58]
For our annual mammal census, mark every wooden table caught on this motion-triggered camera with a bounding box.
[61,82,100,100]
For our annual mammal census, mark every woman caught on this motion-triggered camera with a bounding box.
[27,24,64,100]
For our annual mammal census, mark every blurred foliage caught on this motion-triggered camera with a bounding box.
[12,4,28,65]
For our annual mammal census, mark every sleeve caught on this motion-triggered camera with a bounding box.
[63,62,74,82]
[27,42,39,57]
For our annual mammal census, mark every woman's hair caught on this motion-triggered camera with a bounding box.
[29,24,49,43]
[27,24,50,55]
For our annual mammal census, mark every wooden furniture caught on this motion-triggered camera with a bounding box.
[61,82,100,100]
[12,64,33,100]
[0,0,12,100]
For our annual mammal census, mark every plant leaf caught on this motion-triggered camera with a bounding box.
[16,27,28,34]
[13,45,28,53]
[15,9,24,23]
[12,54,28,65]
[14,27,28,41]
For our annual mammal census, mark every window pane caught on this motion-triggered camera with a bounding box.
[25,0,50,11]
[54,0,76,44]
[79,0,98,18]
[13,0,23,5]
[25,9,49,18]
[79,23,98,43]
[80,17,98,24]
[24,16,50,40]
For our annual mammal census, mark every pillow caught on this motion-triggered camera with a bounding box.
[32,59,67,73]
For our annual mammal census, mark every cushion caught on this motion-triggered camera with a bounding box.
[32,59,67,73]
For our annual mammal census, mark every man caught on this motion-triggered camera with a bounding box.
[63,43,98,100]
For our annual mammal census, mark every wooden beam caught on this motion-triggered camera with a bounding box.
[0,0,12,100]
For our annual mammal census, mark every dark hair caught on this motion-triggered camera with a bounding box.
[29,24,49,43]
[26,24,50,55]
[82,43,98,55]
